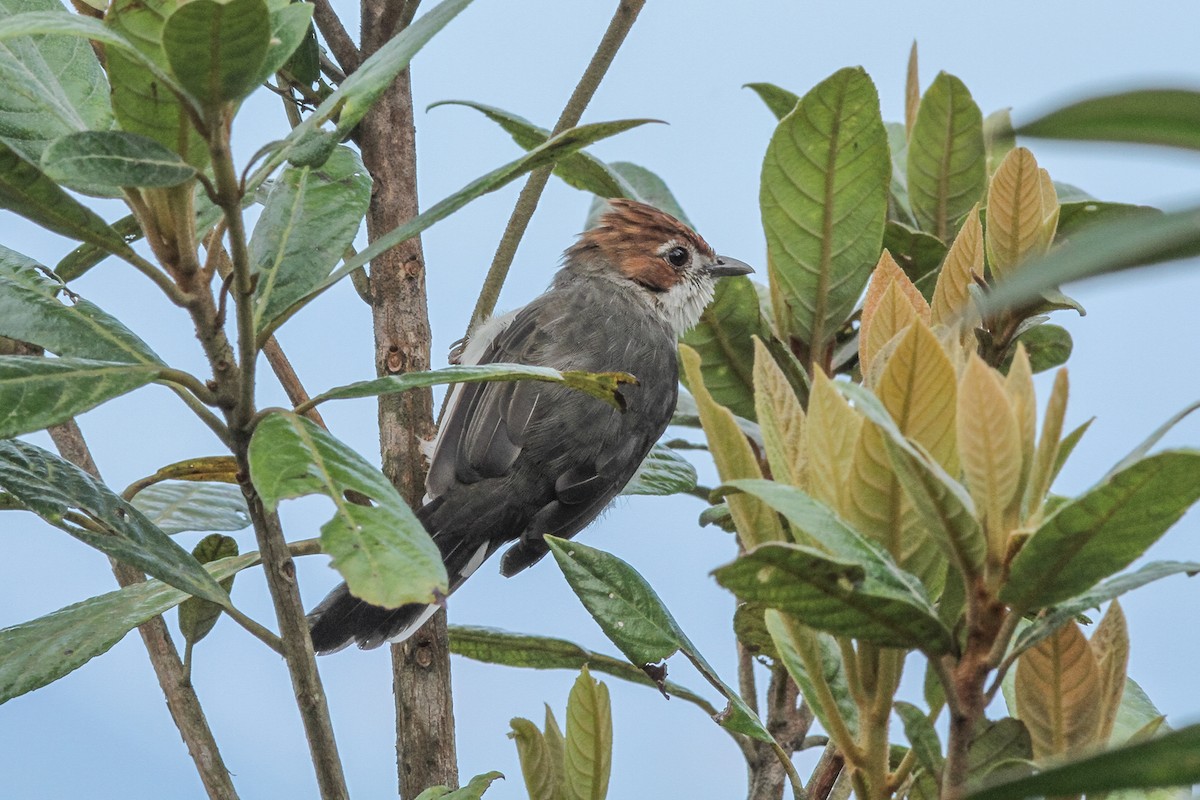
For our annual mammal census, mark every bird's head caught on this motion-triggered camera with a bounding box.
[562,198,754,335]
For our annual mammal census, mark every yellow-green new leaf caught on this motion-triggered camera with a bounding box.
[957,354,1022,556]
[510,717,562,800]
[1026,368,1069,518]
[1015,620,1101,759]
[931,205,983,327]
[753,337,807,488]
[986,147,1047,279]
[807,369,863,515]
[564,667,612,800]
[1091,599,1130,744]
[859,251,930,376]
[1005,344,1037,516]
[905,42,920,137]
[680,344,784,547]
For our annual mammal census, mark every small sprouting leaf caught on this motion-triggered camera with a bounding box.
[509,718,560,800]
[248,412,446,608]
[1090,600,1130,744]
[1012,324,1072,374]
[0,356,159,438]
[41,131,196,191]
[178,534,239,646]
[859,251,930,377]
[744,82,799,120]
[752,337,807,488]
[931,206,983,328]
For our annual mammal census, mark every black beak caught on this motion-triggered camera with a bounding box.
[706,256,755,278]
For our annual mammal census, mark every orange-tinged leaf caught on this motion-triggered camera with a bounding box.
[877,322,959,473]
[986,147,1046,279]
[753,337,807,488]
[1026,367,1069,522]
[680,344,784,547]
[931,204,983,327]
[1015,620,1102,759]
[957,354,1022,557]
[1090,600,1130,744]
[806,369,862,515]
[905,42,920,138]
[860,252,930,375]
[861,250,930,333]
[1005,343,1037,516]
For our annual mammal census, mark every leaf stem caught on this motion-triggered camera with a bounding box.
[224,604,285,654]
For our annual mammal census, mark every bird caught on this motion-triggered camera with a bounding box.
[307,198,754,653]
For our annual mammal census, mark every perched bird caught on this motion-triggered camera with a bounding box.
[308,199,753,652]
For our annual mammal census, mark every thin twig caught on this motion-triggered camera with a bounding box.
[224,605,285,654]
[261,336,328,429]
[467,0,646,333]
[158,367,222,406]
[312,0,360,72]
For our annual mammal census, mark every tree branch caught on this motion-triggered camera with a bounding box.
[312,0,360,73]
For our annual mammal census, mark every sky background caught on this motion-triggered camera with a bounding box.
[3,0,1200,798]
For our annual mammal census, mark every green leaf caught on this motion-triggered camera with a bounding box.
[509,718,560,800]
[250,145,371,333]
[41,131,196,192]
[162,0,270,108]
[968,723,1200,800]
[1104,398,1200,480]
[621,444,696,497]
[414,772,506,800]
[886,121,916,228]
[765,610,858,739]
[0,552,256,703]
[907,72,987,240]
[430,100,631,198]
[895,700,944,776]
[883,221,948,292]
[1055,200,1160,243]
[968,717,1032,782]
[256,2,314,85]
[1017,89,1200,152]
[1011,323,1072,374]
[0,356,159,438]
[130,481,250,535]
[258,118,657,340]
[680,275,762,419]
[0,245,163,365]
[1002,450,1200,611]
[0,141,133,253]
[1110,677,1170,746]
[0,439,231,605]
[545,536,774,743]
[1009,561,1200,659]
[744,81,799,120]
[178,534,239,646]
[308,363,634,412]
[714,538,954,653]
[248,411,446,607]
[760,66,890,354]
[448,625,715,714]
[583,161,692,230]
[564,667,611,800]
[978,206,1200,316]
[0,0,112,162]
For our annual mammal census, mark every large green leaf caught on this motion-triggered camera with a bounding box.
[1002,450,1200,611]
[255,2,314,85]
[447,625,715,713]
[429,100,631,198]
[1055,200,1159,243]
[162,0,270,108]
[258,119,657,341]
[680,275,761,419]
[978,206,1200,316]
[765,610,858,740]
[250,145,371,333]
[40,131,196,192]
[0,439,231,605]
[1017,89,1200,152]
[895,700,944,776]
[968,723,1200,800]
[883,221,948,292]
[0,141,133,253]
[714,538,953,653]
[248,412,446,608]
[0,0,111,162]
[0,245,162,365]
[306,363,633,411]
[907,72,987,240]
[760,66,889,355]
[130,481,250,535]
[545,536,774,744]
[0,553,255,704]
[621,444,696,497]
[0,356,159,438]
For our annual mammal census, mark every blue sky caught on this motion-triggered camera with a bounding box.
[3,1,1200,798]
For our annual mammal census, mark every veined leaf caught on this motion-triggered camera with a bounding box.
[931,205,983,328]
[1014,620,1101,759]
[760,66,890,355]
[41,131,196,192]
[957,354,1022,555]
[985,147,1052,280]
[564,667,611,800]
[1002,450,1200,611]
[752,337,807,488]
[1005,345,1037,513]
[178,533,239,646]
[162,0,270,108]
[680,275,761,420]
[895,700,944,776]
[0,552,255,703]
[1090,600,1130,744]
[882,221,947,290]
[806,369,862,514]
[130,481,250,535]
[248,412,446,608]
[509,718,560,800]
[255,2,314,86]
[765,610,858,745]
[859,251,929,377]
[905,42,919,136]
[1016,89,1200,152]
[621,445,696,497]
[744,82,799,120]
[0,439,230,605]
[907,72,986,240]
[1025,367,1068,518]
[0,356,158,438]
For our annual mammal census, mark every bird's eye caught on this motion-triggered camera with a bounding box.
[666,246,689,268]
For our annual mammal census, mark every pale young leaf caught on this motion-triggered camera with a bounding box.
[956,353,1022,560]
[986,147,1046,279]
[877,322,959,473]
[931,204,983,327]
[564,666,612,800]
[1038,167,1060,249]
[905,41,920,137]
[752,337,807,488]
[1005,343,1037,516]
[859,250,930,374]
[1015,619,1101,759]
[806,369,863,516]
[680,344,784,547]
[1090,599,1130,744]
